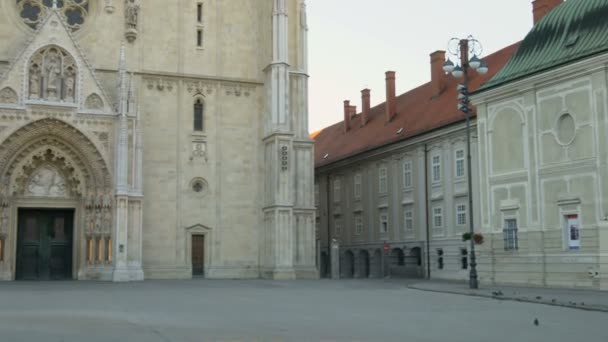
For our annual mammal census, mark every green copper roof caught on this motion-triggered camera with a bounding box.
[479,0,608,92]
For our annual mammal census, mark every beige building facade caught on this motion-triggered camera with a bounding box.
[472,0,608,290]
[0,0,316,281]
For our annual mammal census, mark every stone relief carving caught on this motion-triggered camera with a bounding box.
[105,0,116,13]
[125,0,140,42]
[29,46,77,102]
[145,79,175,92]
[186,81,214,95]
[190,141,208,162]
[26,165,67,197]
[0,187,9,234]
[85,93,104,109]
[0,88,18,104]
[84,189,113,235]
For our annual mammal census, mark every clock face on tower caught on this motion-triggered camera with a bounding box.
[16,0,89,31]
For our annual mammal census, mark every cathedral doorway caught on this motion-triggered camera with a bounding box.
[192,235,205,277]
[16,209,74,281]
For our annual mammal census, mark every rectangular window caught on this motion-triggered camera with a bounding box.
[403,161,412,188]
[194,99,204,131]
[437,249,444,270]
[461,248,468,270]
[197,29,203,47]
[455,149,465,178]
[380,213,389,233]
[456,204,467,226]
[565,214,581,250]
[334,218,342,237]
[433,207,443,228]
[404,211,414,234]
[432,155,441,182]
[379,167,387,194]
[354,214,363,235]
[503,219,519,251]
[333,179,341,202]
[354,173,362,199]
[197,3,203,23]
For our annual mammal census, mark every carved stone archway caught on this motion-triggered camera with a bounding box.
[0,118,113,280]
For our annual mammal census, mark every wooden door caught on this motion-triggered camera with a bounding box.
[192,235,205,276]
[16,209,73,281]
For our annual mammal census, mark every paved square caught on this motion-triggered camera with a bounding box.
[0,280,606,342]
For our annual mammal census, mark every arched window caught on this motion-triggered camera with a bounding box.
[194,98,204,131]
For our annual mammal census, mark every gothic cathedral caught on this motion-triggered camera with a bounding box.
[0,0,316,281]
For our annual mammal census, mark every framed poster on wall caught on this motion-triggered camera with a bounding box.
[565,214,580,250]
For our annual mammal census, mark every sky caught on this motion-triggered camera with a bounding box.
[307,0,536,132]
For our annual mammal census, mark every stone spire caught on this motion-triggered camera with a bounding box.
[115,42,129,195]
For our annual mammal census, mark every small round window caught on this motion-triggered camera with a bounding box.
[556,113,576,145]
[16,0,89,32]
[190,178,208,195]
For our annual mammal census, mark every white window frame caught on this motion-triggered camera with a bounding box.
[455,149,465,179]
[333,178,341,203]
[432,206,443,236]
[563,213,581,251]
[403,160,413,189]
[503,218,518,251]
[456,204,467,226]
[380,213,389,234]
[354,214,363,235]
[354,173,362,200]
[334,218,342,237]
[404,210,414,234]
[379,167,388,194]
[432,154,441,183]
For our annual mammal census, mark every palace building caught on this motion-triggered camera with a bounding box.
[0,0,316,281]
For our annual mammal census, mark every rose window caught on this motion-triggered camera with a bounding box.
[16,0,89,31]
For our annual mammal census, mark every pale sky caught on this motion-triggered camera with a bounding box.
[308,0,536,132]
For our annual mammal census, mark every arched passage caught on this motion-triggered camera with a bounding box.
[0,118,113,281]
[341,250,355,278]
[358,249,370,278]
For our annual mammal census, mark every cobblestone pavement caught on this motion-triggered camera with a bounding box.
[0,279,607,342]
[408,280,608,312]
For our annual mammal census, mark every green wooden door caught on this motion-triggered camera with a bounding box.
[16,209,74,281]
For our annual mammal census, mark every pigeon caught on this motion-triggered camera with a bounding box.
[536,296,542,300]
[534,318,539,326]
[551,299,556,303]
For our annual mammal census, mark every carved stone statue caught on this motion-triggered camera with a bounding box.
[102,192,113,209]
[30,64,41,99]
[64,68,75,101]
[0,207,9,233]
[45,50,62,100]
[125,0,140,29]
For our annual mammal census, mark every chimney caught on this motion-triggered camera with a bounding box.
[430,50,447,98]
[532,0,563,25]
[361,88,371,126]
[343,100,351,132]
[349,105,357,118]
[385,71,396,123]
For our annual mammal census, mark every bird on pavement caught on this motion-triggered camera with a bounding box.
[534,318,539,326]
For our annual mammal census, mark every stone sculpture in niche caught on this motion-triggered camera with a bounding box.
[26,166,67,197]
[28,46,78,102]
[125,0,140,42]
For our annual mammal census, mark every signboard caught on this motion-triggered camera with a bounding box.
[383,244,390,252]
[566,214,580,250]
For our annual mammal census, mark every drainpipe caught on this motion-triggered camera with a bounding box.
[424,143,431,279]
[326,173,332,278]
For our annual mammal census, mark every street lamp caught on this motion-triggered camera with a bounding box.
[443,36,488,290]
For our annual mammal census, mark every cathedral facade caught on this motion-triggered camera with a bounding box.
[0,0,316,281]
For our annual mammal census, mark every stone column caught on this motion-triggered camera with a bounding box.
[331,240,340,279]
[599,221,608,290]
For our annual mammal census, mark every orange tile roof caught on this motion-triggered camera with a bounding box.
[314,42,521,168]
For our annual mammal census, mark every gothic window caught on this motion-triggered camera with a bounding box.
[16,0,89,31]
[194,98,204,131]
[28,46,77,102]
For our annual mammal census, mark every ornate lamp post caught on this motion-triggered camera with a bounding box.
[442,36,488,290]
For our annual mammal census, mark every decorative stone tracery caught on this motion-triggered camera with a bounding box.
[0,88,18,105]
[16,0,89,31]
[28,46,78,102]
